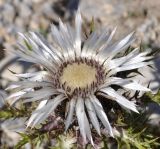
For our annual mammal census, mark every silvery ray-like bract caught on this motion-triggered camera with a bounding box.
[6,12,153,144]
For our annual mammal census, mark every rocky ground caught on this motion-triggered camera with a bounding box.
[0,0,160,148]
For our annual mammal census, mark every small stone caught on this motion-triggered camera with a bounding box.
[32,0,44,3]
[0,0,5,6]
[145,102,160,131]
[22,0,33,5]
[42,2,58,20]
[12,0,22,7]
[29,20,39,30]
[18,3,32,24]
[15,17,25,28]
[39,17,50,30]
[2,4,15,23]
[29,14,41,30]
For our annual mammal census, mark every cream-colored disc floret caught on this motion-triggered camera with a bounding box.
[60,63,97,90]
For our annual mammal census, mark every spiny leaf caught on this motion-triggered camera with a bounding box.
[145,137,160,144]
[0,110,13,119]
[146,91,160,103]
[14,133,30,149]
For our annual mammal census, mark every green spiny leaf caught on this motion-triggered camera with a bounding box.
[14,133,30,149]
[0,110,13,119]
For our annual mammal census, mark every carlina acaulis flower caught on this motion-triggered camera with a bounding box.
[6,11,153,145]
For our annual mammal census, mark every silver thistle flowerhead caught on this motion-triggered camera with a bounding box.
[6,11,153,145]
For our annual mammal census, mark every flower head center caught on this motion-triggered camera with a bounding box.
[57,59,106,97]
[60,63,96,90]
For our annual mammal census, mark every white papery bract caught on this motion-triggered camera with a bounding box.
[6,11,152,144]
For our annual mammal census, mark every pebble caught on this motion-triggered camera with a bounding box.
[145,102,160,133]
[18,3,32,25]
[1,3,15,24]
[42,2,55,19]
